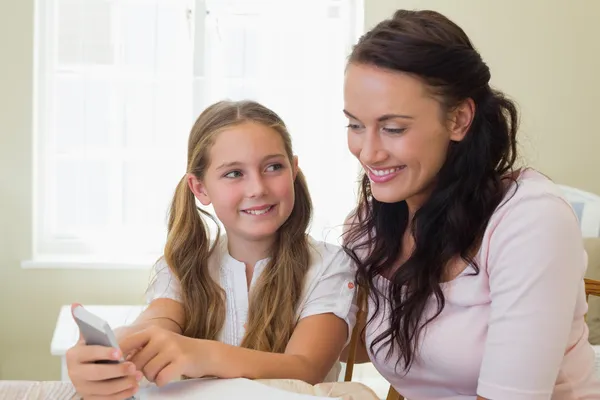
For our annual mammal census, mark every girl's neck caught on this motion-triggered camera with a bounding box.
[225,233,275,267]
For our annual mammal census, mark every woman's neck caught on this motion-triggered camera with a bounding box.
[405,187,433,216]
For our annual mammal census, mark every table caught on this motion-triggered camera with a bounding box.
[0,379,380,400]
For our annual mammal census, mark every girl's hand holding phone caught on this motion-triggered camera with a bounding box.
[66,304,143,400]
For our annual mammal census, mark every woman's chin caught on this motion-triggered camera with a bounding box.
[370,189,408,204]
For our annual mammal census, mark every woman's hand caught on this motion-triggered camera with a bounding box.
[119,326,209,387]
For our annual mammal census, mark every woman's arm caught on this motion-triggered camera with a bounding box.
[476,192,585,399]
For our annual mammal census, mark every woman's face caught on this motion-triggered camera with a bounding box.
[344,63,470,208]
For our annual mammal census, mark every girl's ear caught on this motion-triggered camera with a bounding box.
[187,173,211,206]
[292,155,299,180]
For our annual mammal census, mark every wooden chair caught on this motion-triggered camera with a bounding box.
[344,279,600,400]
[585,278,600,300]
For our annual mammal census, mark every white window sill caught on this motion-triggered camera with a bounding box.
[21,258,157,270]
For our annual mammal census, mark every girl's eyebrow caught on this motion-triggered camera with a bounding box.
[215,153,286,171]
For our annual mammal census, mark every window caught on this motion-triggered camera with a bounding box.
[29,0,363,267]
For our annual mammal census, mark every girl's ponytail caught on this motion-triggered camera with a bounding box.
[164,175,225,340]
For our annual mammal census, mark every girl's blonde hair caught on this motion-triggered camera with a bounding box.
[164,100,312,352]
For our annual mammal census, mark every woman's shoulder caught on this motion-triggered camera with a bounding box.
[493,168,575,220]
[482,168,581,248]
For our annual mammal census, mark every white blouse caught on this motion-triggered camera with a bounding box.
[145,235,358,382]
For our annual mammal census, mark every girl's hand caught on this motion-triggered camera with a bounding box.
[66,306,143,400]
[119,326,209,387]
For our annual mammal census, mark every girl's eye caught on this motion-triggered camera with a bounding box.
[224,170,242,179]
[265,163,283,172]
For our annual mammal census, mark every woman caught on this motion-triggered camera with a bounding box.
[342,9,600,400]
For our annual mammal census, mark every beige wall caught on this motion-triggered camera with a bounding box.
[0,0,598,381]
[0,1,149,380]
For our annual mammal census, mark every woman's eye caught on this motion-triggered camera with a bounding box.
[346,123,363,130]
[382,127,406,134]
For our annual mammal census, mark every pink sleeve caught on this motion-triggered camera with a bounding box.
[477,192,586,399]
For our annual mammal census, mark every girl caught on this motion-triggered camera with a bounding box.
[66,100,357,400]
[342,9,600,400]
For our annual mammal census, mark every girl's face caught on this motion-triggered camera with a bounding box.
[189,121,298,245]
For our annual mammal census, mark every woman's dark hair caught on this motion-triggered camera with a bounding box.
[343,9,519,371]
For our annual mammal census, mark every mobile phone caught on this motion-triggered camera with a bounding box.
[72,305,123,364]
[72,305,139,399]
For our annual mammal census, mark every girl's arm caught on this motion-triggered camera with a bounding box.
[121,246,358,385]
[339,213,370,364]
[115,258,186,340]
[206,313,348,384]
[120,312,349,385]
[340,291,370,364]
[115,298,185,339]
[340,328,370,364]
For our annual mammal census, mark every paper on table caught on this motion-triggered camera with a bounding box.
[137,377,340,400]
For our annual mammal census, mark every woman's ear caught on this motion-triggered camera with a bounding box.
[187,173,211,206]
[448,98,475,142]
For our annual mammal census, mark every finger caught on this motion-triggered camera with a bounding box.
[65,340,86,366]
[119,330,151,355]
[69,344,122,365]
[76,361,137,382]
[78,374,141,400]
[154,362,182,387]
[128,342,159,374]
[125,348,140,361]
[141,351,172,383]
[70,303,84,341]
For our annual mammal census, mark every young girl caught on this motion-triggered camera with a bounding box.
[342,9,600,400]
[66,100,357,399]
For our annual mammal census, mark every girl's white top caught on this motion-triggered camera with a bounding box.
[146,235,358,382]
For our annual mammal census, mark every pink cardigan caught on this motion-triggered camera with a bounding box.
[366,170,600,399]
